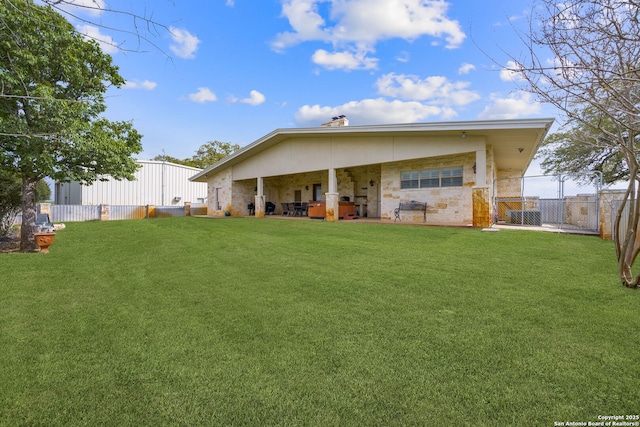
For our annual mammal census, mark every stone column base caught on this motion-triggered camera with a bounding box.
[325,192,339,222]
[472,187,490,228]
[254,195,266,218]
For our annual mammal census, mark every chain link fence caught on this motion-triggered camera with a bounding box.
[494,174,600,231]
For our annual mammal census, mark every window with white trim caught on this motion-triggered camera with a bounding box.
[400,166,463,189]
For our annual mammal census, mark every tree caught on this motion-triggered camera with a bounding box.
[507,0,640,287]
[151,154,198,168]
[2,0,170,55]
[35,180,51,203]
[538,107,631,185]
[189,141,241,169]
[152,141,241,169]
[0,171,49,238]
[0,171,21,238]
[0,0,142,251]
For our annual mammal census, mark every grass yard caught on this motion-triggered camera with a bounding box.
[0,217,638,426]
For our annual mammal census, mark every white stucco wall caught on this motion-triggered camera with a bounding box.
[231,135,486,181]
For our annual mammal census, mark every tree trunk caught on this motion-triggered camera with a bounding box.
[19,176,38,252]
[616,175,640,289]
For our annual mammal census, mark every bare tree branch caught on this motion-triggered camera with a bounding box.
[500,0,640,288]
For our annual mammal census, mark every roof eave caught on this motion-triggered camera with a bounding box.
[189,118,555,182]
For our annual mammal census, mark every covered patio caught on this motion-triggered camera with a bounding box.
[190,118,554,227]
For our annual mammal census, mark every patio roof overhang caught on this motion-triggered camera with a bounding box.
[190,118,555,182]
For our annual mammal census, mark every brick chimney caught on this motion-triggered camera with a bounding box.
[321,115,349,127]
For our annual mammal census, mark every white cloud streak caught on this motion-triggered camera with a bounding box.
[458,63,476,74]
[478,91,541,119]
[57,0,105,17]
[188,87,217,103]
[273,0,465,71]
[295,98,457,126]
[169,27,201,59]
[123,80,157,90]
[76,24,118,53]
[312,49,378,70]
[375,73,480,106]
[500,60,526,82]
[241,90,266,106]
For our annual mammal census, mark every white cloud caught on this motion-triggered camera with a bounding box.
[312,49,378,71]
[76,24,118,53]
[478,91,541,119]
[458,63,476,74]
[188,87,217,103]
[57,0,105,17]
[295,98,457,126]
[169,27,201,59]
[500,60,526,82]
[271,0,329,52]
[396,51,410,63]
[123,80,157,90]
[375,73,480,106]
[272,0,466,70]
[241,90,266,106]
[226,0,235,5]
[546,56,580,80]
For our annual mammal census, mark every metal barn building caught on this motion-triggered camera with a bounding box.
[55,160,207,206]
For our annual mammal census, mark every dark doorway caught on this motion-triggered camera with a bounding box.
[313,184,322,201]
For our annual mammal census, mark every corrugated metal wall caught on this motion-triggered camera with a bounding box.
[49,205,101,222]
[45,204,200,222]
[59,161,207,206]
[110,205,147,220]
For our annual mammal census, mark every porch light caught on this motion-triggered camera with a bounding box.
[460,132,467,139]
[305,185,309,190]
[369,180,375,187]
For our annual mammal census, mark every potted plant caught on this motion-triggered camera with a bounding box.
[33,224,56,253]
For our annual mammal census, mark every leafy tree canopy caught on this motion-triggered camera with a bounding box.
[0,0,142,250]
[538,108,632,185]
[153,140,240,169]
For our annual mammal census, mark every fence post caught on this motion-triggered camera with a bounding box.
[185,202,191,217]
[100,204,110,221]
[39,203,51,217]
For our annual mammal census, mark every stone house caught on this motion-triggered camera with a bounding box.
[189,117,554,227]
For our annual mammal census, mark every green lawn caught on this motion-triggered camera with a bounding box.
[0,217,638,426]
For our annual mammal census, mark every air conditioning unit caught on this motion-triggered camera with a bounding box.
[507,210,542,226]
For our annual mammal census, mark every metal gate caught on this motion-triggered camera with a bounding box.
[493,174,601,232]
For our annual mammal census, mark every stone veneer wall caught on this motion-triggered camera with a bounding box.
[207,168,233,216]
[232,181,256,216]
[380,153,477,225]
[495,169,524,197]
[271,171,327,213]
[564,194,597,228]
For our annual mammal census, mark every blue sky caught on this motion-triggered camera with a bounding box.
[55,0,557,161]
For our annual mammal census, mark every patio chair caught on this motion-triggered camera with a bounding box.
[281,202,293,216]
[296,202,308,216]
